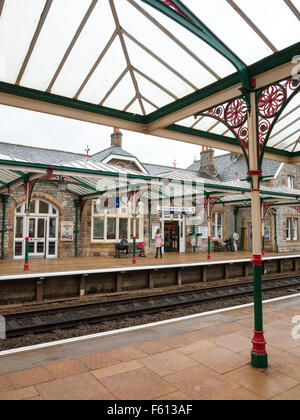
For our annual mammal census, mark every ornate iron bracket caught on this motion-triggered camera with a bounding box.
[195,76,300,170]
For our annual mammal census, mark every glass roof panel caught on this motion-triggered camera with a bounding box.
[119,0,220,89]
[135,0,236,78]
[51,0,116,98]
[0,0,47,84]
[234,0,300,51]
[78,37,127,105]
[21,0,92,91]
[134,73,175,108]
[126,98,143,115]
[103,72,137,110]
[181,0,274,64]
[142,100,158,114]
[124,37,195,99]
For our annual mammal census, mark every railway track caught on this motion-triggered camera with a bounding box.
[3,275,300,338]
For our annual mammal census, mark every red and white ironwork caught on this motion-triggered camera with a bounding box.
[257,77,300,159]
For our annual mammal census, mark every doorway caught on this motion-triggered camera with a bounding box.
[164,221,179,252]
[14,199,58,259]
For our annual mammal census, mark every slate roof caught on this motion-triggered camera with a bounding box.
[90,146,136,162]
[0,141,282,182]
[0,142,83,164]
[187,153,282,182]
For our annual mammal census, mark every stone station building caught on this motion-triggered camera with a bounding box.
[1,128,300,262]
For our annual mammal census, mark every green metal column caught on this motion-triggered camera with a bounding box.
[248,92,268,369]
[74,199,80,257]
[1,195,9,260]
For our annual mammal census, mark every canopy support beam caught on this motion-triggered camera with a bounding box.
[248,91,268,369]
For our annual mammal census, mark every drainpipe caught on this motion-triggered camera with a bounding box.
[273,209,278,253]
[1,195,9,260]
[74,199,80,257]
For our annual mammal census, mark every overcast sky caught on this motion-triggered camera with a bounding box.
[0,104,226,168]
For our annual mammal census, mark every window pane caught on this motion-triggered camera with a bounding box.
[49,218,57,239]
[52,207,57,215]
[39,201,49,214]
[48,242,56,256]
[28,242,35,253]
[37,242,44,254]
[37,219,45,238]
[16,205,21,214]
[15,217,23,238]
[119,218,128,240]
[14,242,23,257]
[286,218,291,240]
[93,218,104,240]
[293,219,298,241]
[107,218,116,240]
[30,200,36,213]
[29,219,35,238]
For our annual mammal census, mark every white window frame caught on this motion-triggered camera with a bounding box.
[14,199,59,259]
[287,176,294,189]
[212,212,223,240]
[91,201,144,243]
[286,218,292,241]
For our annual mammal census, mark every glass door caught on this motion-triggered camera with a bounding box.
[46,217,58,258]
[28,217,47,257]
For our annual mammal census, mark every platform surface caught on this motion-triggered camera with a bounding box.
[1,251,299,278]
[0,295,300,400]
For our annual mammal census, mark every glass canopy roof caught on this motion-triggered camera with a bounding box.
[0,0,299,156]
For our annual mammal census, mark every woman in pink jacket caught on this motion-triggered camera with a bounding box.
[155,229,164,258]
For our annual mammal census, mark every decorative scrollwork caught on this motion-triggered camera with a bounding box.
[225,99,248,128]
[257,77,300,160]
[257,84,285,118]
[195,76,300,167]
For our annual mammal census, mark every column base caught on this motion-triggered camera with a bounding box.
[24,262,29,271]
[207,254,211,260]
[132,257,136,264]
[251,352,268,369]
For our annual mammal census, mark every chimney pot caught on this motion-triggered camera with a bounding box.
[199,148,217,177]
[111,128,123,148]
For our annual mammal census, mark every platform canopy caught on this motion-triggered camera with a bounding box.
[0,0,299,164]
[1,153,300,208]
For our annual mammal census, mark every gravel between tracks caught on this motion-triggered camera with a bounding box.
[0,286,298,352]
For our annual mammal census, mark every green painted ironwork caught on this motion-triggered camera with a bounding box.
[251,263,268,369]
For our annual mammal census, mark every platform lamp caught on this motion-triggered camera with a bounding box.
[58,176,68,191]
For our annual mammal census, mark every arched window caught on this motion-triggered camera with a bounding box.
[14,199,59,259]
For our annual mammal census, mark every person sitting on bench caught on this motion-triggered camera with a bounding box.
[115,236,129,255]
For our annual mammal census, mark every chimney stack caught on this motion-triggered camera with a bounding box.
[199,148,217,177]
[111,128,123,148]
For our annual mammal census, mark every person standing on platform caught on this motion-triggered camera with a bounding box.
[155,229,164,258]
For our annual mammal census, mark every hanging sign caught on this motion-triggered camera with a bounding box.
[264,226,271,241]
[61,221,74,242]
[157,206,194,215]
